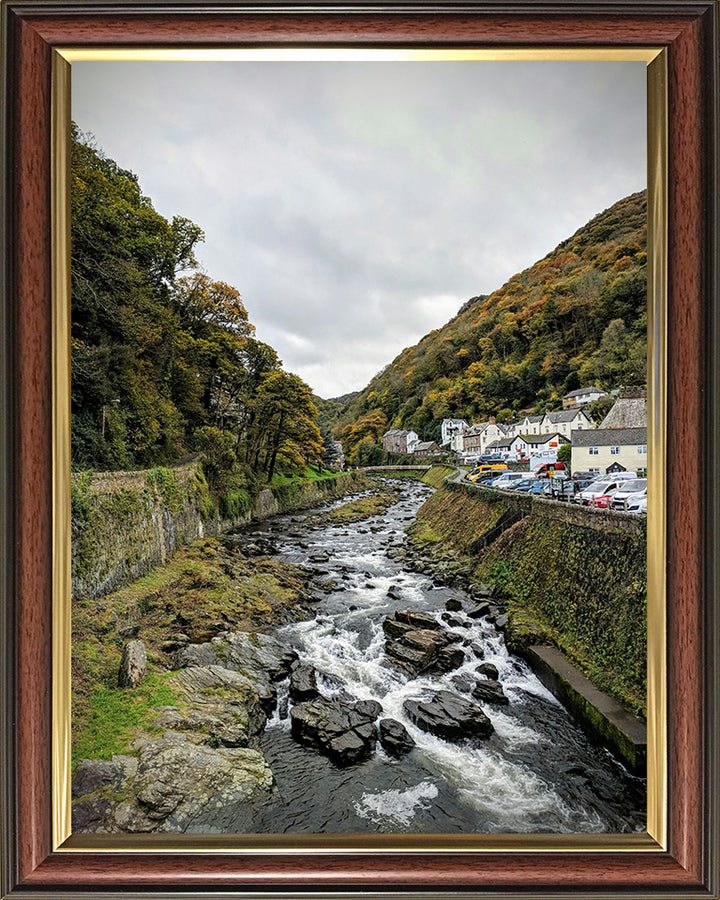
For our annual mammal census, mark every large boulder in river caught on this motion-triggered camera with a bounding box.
[475,662,500,680]
[118,640,147,688]
[394,610,442,631]
[290,697,378,765]
[472,678,509,705]
[378,718,416,757]
[404,690,494,741]
[289,662,318,702]
[382,617,414,640]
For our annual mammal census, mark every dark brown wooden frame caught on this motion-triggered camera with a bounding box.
[1,2,718,897]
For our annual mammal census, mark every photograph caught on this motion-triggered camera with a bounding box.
[68,56,651,836]
[1,2,717,897]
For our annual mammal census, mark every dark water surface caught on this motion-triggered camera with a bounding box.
[245,481,646,834]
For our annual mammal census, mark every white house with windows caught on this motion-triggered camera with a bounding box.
[521,432,567,467]
[571,427,648,475]
[540,408,595,440]
[516,414,544,436]
[562,386,608,409]
[440,418,469,447]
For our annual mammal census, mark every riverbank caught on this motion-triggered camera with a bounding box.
[72,479,645,834]
[71,485,399,773]
[406,481,647,719]
[72,463,369,600]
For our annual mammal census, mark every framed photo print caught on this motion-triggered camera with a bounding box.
[1,1,718,898]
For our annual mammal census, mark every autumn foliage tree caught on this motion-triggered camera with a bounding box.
[70,125,323,493]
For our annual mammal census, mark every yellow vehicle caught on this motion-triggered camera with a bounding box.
[466,463,508,482]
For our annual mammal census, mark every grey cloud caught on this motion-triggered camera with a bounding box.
[72,59,646,397]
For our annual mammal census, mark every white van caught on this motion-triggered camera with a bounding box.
[488,472,525,490]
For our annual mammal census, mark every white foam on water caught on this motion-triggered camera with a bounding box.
[354,781,439,827]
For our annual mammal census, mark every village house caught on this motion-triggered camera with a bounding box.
[516,414,544,436]
[571,427,647,476]
[479,418,509,454]
[562,386,609,409]
[460,423,488,458]
[570,389,648,476]
[599,390,647,429]
[540,408,595,440]
[518,433,566,467]
[440,418,469,447]
[381,429,419,455]
[413,440,442,458]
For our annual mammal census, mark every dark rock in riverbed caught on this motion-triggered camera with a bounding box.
[403,691,494,741]
[433,646,466,672]
[290,696,378,765]
[308,552,330,563]
[378,718,416,757]
[355,699,383,719]
[472,678,509,705]
[466,601,491,619]
[475,662,499,680]
[445,599,463,612]
[289,662,318,702]
[394,610,441,631]
[450,673,475,694]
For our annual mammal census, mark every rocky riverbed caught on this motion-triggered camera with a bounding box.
[72,480,646,835]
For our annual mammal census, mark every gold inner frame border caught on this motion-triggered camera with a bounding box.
[52,46,667,854]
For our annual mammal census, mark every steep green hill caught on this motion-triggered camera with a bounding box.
[335,191,647,454]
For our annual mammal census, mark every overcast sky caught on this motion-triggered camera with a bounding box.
[72,60,646,399]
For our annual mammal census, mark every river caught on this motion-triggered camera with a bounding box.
[239,479,646,835]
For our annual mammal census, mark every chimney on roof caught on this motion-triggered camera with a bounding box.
[489,416,496,425]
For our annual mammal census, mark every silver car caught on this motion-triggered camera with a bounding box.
[610,478,647,511]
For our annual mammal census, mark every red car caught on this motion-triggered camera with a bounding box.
[591,491,616,508]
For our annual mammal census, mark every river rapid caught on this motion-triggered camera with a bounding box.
[239,479,646,835]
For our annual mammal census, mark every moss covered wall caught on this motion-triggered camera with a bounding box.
[72,464,365,600]
[413,485,647,716]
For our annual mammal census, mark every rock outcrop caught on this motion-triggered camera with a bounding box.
[290,697,380,765]
[117,640,147,688]
[403,690,494,741]
[73,733,273,834]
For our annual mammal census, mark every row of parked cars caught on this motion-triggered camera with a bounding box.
[465,466,647,513]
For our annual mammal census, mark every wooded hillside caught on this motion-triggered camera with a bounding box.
[335,191,647,455]
[71,126,322,499]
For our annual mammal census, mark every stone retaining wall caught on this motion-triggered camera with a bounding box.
[71,464,365,600]
[447,479,644,535]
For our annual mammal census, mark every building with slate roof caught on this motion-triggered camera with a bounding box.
[541,408,595,439]
[571,426,647,476]
[600,391,647,429]
[562,386,608,409]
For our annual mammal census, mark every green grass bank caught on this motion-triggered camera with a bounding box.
[409,484,647,718]
[72,463,368,601]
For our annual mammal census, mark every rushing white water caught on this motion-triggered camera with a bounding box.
[250,481,645,835]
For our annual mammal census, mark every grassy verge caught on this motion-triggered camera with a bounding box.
[72,672,178,769]
[72,536,313,769]
[270,465,340,486]
[302,485,404,528]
